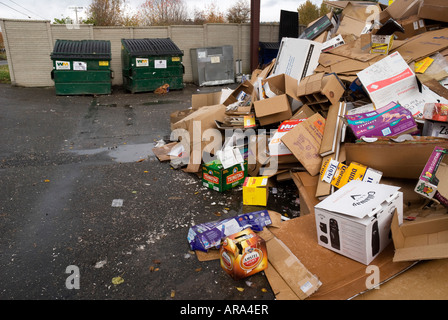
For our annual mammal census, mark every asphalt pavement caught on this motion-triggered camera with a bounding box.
[0,83,286,303]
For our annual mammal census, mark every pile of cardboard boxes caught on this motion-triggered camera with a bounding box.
[155,0,448,299]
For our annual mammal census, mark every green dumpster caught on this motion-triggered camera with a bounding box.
[50,39,112,95]
[121,38,184,93]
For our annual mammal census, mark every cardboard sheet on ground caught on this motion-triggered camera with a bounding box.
[152,142,180,162]
[269,213,415,300]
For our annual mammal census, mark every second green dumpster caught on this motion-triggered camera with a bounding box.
[121,38,184,93]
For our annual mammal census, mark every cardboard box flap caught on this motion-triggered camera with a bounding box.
[394,243,448,262]
[264,262,300,300]
[262,73,300,100]
[281,113,326,176]
[342,1,382,22]
[385,0,421,20]
[321,74,346,105]
[266,235,321,300]
[418,0,448,23]
[297,73,325,97]
[191,91,222,110]
[254,95,290,117]
[223,81,255,106]
[392,211,448,262]
[315,180,401,219]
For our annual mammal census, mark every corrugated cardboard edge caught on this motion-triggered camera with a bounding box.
[391,211,448,262]
[265,234,322,300]
[281,113,326,177]
[257,227,321,300]
[290,171,320,215]
[264,262,300,300]
[269,213,415,300]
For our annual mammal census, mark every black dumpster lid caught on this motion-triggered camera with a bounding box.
[51,40,111,60]
[122,38,183,57]
[259,42,280,50]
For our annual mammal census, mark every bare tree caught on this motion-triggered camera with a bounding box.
[85,0,125,26]
[226,0,250,24]
[140,0,189,26]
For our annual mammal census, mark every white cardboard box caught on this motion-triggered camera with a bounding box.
[271,38,322,82]
[422,120,448,139]
[314,180,403,265]
[357,52,419,110]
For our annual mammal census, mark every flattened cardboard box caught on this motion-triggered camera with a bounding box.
[394,28,448,63]
[356,52,419,110]
[281,113,326,176]
[259,228,321,300]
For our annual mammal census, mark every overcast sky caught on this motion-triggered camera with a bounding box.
[0,0,326,23]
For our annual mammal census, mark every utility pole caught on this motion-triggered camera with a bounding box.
[250,0,260,72]
[68,6,84,24]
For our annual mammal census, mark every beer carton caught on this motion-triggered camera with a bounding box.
[220,229,268,280]
[202,160,247,192]
[320,158,383,189]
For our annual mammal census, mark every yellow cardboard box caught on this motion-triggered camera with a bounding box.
[243,176,269,206]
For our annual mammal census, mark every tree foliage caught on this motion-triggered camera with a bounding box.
[53,17,71,24]
[226,0,250,24]
[140,0,189,26]
[297,0,320,26]
[52,0,259,26]
[85,0,125,26]
[297,0,331,26]
[193,2,226,24]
